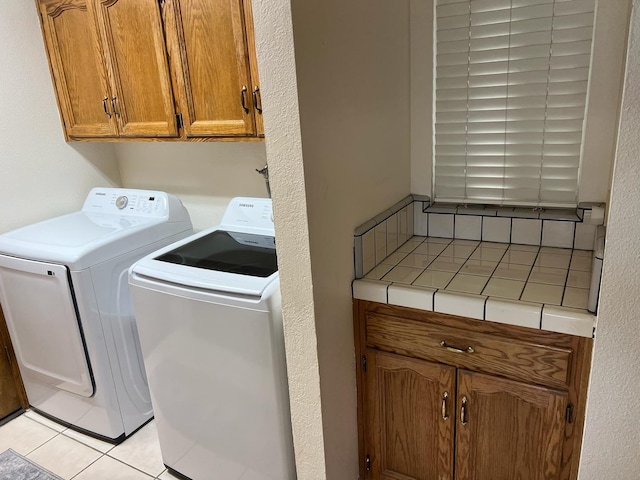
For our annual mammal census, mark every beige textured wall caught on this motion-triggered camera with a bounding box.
[115,142,268,231]
[252,0,412,477]
[250,0,325,478]
[578,1,640,477]
[0,1,120,233]
[410,0,434,197]
[579,0,632,203]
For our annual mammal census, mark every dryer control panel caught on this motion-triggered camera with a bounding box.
[81,188,189,222]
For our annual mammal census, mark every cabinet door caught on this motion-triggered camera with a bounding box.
[173,0,256,136]
[243,0,264,136]
[456,370,567,480]
[365,350,455,480]
[96,0,178,137]
[38,0,117,138]
[0,304,27,420]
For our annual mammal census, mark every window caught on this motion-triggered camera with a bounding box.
[434,0,595,207]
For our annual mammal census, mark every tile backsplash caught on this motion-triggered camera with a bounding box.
[354,197,604,279]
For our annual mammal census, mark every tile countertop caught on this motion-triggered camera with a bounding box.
[352,236,596,338]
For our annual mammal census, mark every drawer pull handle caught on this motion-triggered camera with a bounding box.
[461,396,468,426]
[442,391,449,420]
[440,341,474,354]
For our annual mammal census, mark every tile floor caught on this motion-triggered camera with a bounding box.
[0,410,180,479]
[366,236,593,310]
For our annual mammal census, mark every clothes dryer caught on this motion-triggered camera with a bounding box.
[0,188,192,441]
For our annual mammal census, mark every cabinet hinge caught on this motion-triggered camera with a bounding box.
[365,454,371,472]
[566,403,574,424]
[361,355,367,373]
[175,113,183,129]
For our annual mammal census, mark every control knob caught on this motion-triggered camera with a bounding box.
[115,196,128,210]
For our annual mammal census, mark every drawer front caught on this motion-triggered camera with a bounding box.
[366,313,572,389]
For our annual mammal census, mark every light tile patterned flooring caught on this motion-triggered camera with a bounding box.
[0,410,180,479]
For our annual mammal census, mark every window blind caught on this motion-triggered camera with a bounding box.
[434,0,595,207]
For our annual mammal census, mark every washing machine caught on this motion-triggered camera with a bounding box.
[0,187,193,442]
[129,197,296,480]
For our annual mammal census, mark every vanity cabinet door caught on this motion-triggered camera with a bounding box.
[95,0,178,137]
[455,370,567,480]
[171,0,256,136]
[37,0,118,138]
[365,349,455,480]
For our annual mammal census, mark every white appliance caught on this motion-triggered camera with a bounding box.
[0,188,193,442]
[129,197,295,480]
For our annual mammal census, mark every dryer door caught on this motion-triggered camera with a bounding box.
[0,255,94,397]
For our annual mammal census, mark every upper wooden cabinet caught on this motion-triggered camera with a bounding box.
[36,0,264,141]
[170,0,254,136]
[37,0,117,137]
[96,0,178,137]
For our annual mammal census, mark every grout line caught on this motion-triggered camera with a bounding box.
[518,246,540,301]
[509,217,513,244]
[69,452,105,479]
[21,417,61,457]
[103,454,160,478]
[539,220,544,246]
[559,250,574,307]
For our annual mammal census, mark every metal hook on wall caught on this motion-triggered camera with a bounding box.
[256,165,271,198]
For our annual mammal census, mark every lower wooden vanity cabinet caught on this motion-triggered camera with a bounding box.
[0,304,27,422]
[354,300,593,480]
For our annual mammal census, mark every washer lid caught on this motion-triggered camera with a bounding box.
[131,227,278,298]
[0,211,166,269]
[156,230,277,277]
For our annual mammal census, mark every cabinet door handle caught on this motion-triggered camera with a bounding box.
[440,341,474,354]
[241,86,249,114]
[111,97,120,117]
[460,396,468,426]
[102,97,111,118]
[441,391,449,420]
[4,346,11,367]
[252,86,263,114]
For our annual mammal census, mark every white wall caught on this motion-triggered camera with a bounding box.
[579,0,632,203]
[578,2,640,477]
[115,142,268,231]
[410,0,434,197]
[252,0,412,478]
[0,1,120,234]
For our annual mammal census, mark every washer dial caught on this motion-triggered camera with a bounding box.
[115,196,128,210]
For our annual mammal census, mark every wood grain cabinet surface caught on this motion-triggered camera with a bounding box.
[354,300,593,480]
[0,304,28,423]
[36,0,264,141]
